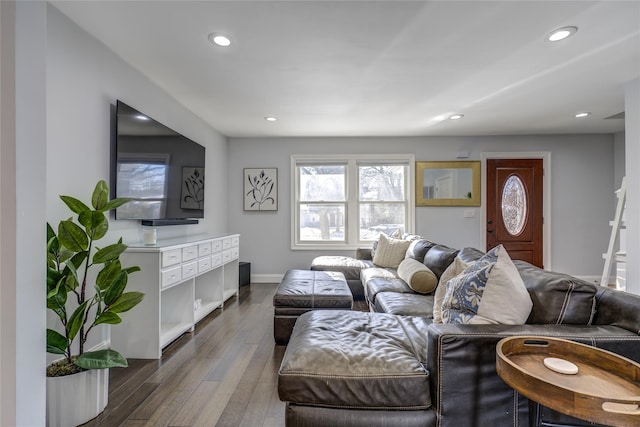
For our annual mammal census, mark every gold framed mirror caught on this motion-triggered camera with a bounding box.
[416,161,481,206]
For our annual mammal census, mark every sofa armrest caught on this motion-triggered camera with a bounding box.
[356,247,372,260]
[425,323,640,427]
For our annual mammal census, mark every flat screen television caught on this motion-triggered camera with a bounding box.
[114,100,205,225]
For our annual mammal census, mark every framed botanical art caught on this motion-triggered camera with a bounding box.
[181,166,205,210]
[244,168,278,211]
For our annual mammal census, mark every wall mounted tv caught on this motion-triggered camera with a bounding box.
[114,100,205,226]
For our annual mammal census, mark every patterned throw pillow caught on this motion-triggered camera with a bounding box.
[372,233,411,269]
[397,258,438,294]
[441,245,532,325]
[432,257,470,323]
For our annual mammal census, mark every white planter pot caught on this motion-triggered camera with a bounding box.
[47,368,109,427]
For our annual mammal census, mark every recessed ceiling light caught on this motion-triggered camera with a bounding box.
[575,112,591,118]
[546,26,577,42]
[449,114,464,120]
[208,33,231,47]
[264,116,277,122]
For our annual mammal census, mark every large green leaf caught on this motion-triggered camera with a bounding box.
[102,197,131,212]
[61,260,80,291]
[66,301,88,342]
[124,266,141,275]
[91,180,109,211]
[93,311,122,326]
[59,195,90,215]
[96,260,122,291]
[78,210,106,235]
[46,270,65,299]
[58,220,88,252]
[93,243,127,264]
[104,271,127,305]
[108,291,144,313]
[46,223,59,254]
[46,329,68,354]
[92,217,109,241]
[75,348,128,370]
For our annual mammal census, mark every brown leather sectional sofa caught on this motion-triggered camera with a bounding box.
[279,235,640,426]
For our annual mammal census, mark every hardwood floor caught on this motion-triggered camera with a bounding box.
[83,283,287,427]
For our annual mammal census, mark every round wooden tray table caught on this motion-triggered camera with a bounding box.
[496,336,640,427]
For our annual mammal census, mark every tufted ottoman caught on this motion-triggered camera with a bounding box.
[273,269,353,344]
[278,310,434,426]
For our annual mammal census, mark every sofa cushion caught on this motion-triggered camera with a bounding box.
[310,256,374,281]
[398,258,438,294]
[278,310,431,410]
[374,292,435,317]
[515,261,597,325]
[457,246,486,264]
[423,244,460,278]
[372,233,411,268]
[441,245,533,325]
[433,257,471,323]
[365,277,413,306]
[404,239,436,263]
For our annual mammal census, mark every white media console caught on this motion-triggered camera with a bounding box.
[111,234,240,359]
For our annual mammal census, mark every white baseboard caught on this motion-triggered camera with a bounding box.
[250,274,284,284]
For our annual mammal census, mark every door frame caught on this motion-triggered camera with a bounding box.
[481,152,552,270]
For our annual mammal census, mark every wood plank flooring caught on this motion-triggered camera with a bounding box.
[83,283,367,427]
[83,283,286,427]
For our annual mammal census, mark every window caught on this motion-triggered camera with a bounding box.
[292,155,414,249]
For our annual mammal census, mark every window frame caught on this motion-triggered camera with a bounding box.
[291,154,415,250]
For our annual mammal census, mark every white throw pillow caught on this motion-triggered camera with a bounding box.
[432,257,470,323]
[397,258,438,294]
[441,245,533,325]
[372,233,411,269]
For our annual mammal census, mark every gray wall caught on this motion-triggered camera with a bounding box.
[45,6,228,370]
[228,134,615,279]
[47,6,228,244]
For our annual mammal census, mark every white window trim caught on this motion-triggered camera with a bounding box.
[291,154,415,250]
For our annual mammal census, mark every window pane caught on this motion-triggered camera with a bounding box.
[299,165,345,201]
[359,203,405,240]
[299,204,346,241]
[502,175,527,236]
[359,165,405,201]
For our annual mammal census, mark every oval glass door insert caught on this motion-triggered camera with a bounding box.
[501,175,527,236]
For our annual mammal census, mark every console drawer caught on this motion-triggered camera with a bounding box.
[162,249,182,268]
[183,245,198,261]
[182,261,198,280]
[161,266,182,288]
[198,242,212,257]
[198,256,212,273]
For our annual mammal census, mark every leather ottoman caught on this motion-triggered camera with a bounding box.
[273,269,353,344]
[278,310,434,426]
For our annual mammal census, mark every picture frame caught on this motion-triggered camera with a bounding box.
[244,168,278,211]
[180,166,205,210]
[416,161,481,206]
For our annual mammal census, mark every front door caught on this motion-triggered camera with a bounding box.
[486,159,543,268]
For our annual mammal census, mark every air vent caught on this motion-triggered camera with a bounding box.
[604,112,625,120]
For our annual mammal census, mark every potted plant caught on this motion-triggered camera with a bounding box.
[46,180,144,427]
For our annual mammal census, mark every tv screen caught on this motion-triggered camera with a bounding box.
[114,100,205,222]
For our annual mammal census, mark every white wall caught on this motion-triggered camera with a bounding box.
[43,0,229,401]
[14,2,48,425]
[47,5,228,244]
[229,134,615,280]
[625,79,639,295]
[613,132,625,189]
[0,1,17,424]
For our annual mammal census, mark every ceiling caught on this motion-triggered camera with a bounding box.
[51,1,640,138]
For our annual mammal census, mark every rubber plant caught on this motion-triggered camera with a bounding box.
[46,180,144,377]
